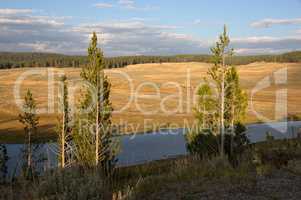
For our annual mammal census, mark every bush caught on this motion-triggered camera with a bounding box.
[186,129,220,158]
[253,136,301,169]
[2,167,116,200]
[186,123,249,167]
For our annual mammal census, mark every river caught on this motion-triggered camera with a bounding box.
[2,121,301,176]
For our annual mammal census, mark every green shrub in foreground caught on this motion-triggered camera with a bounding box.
[186,123,249,167]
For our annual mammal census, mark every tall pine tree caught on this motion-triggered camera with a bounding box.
[187,26,248,160]
[57,75,72,168]
[225,67,248,134]
[19,89,39,177]
[74,32,115,174]
[209,25,232,157]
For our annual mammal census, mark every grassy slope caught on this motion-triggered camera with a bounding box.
[0,62,301,143]
[1,139,301,199]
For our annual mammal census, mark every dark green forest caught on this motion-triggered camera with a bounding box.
[0,51,300,69]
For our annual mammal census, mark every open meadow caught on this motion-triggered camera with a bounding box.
[0,62,301,142]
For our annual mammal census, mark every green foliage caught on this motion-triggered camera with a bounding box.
[129,156,254,200]
[32,168,109,200]
[189,26,249,161]
[56,75,72,168]
[2,143,301,199]
[0,52,87,69]
[0,51,300,69]
[287,160,301,174]
[188,26,249,161]
[194,82,218,131]
[19,90,39,135]
[208,26,233,157]
[18,90,41,179]
[73,32,116,174]
[253,138,301,170]
[278,51,301,62]
[186,130,220,158]
[72,118,97,168]
[225,66,248,125]
[186,123,249,166]
[224,123,249,166]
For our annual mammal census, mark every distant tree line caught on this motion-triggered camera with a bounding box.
[0,52,86,69]
[0,51,300,69]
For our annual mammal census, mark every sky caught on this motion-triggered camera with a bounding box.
[0,0,301,56]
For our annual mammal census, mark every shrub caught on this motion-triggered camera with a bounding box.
[253,136,301,170]
[186,129,220,158]
[186,123,249,167]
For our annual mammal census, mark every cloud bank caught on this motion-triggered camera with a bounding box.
[251,18,301,28]
[0,8,300,56]
[93,0,158,11]
[93,3,114,8]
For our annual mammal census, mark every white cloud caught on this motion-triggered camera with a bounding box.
[93,3,114,8]
[72,20,206,56]
[93,0,158,11]
[0,8,33,15]
[18,42,50,52]
[232,36,279,43]
[0,10,81,54]
[118,0,134,4]
[231,36,301,54]
[232,36,301,44]
[251,18,301,28]
[1,8,301,56]
[118,0,134,7]
[0,16,64,26]
[234,48,291,55]
[117,0,158,11]
[0,9,207,56]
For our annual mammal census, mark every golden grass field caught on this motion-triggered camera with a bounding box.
[0,62,300,142]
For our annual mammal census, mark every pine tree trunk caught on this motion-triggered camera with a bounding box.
[220,54,225,157]
[95,69,100,166]
[95,100,99,166]
[202,104,206,129]
[27,130,32,172]
[61,110,65,168]
[230,103,235,155]
[231,105,235,135]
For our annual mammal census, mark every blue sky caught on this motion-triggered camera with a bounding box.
[1,0,301,56]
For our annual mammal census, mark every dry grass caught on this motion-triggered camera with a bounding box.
[3,152,301,200]
[0,62,300,142]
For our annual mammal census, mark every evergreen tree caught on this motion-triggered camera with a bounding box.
[19,89,39,177]
[225,67,248,134]
[57,75,72,168]
[194,82,218,132]
[187,26,248,163]
[74,32,115,174]
[224,66,248,162]
[209,25,232,157]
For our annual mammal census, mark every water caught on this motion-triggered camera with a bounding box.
[245,121,301,142]
[118,128,187,166]
[2,122,301,176]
